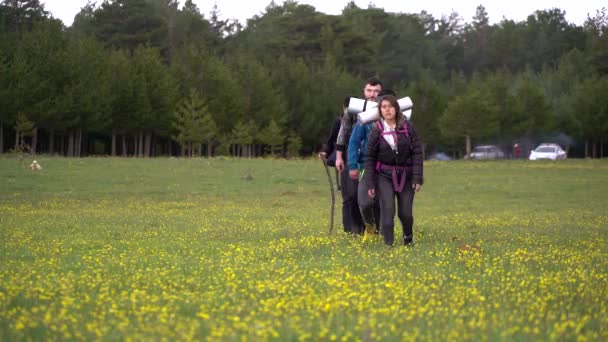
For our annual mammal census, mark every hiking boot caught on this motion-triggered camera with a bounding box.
[403,234,413,246]
[365,223,378,236]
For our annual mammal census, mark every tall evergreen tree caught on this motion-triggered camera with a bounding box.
[0,0,48,32]
[172,89,210,157]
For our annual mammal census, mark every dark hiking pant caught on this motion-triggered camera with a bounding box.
[357,176,380,234]
[377,175,415,245]
[340,167,363,233]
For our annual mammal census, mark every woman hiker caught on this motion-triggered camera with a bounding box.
[363,95,423,246]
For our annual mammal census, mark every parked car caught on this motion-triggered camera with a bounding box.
[529,144,567,160]
[428,152,453,161]
[468,145,505,160]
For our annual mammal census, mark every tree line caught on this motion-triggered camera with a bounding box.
[1,0,607,158]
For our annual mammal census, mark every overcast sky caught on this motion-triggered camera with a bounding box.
[43,0,605,27]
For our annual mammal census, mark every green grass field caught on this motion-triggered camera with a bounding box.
[1,156,607,340]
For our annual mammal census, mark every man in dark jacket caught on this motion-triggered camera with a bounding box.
[333,78,383,234]
[319,96,363,233]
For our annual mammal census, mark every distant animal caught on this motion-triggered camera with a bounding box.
[30,160,42,171]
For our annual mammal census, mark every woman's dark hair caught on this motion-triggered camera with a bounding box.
[378,95,400,120]
[378,89,396,98]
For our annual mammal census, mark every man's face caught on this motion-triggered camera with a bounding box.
[363,84,382,101]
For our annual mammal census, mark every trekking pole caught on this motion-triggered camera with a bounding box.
[320,156,335,234]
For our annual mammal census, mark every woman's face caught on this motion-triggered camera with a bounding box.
[380,100,397,121]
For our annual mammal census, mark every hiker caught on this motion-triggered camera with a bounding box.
[318,98,345,168]
[319,96,362,233]
[363,95,423,246]
[332,78,383,234]
[347,89,397,235]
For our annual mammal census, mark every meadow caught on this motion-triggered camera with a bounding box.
[0,156,607,340]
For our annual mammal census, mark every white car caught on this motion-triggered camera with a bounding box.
[529,144,567,160]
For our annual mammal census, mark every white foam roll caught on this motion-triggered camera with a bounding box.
[403,109,412,120]
[357,107,380,124]
[357,97,414,123]
[347,97,377,114]
[398,97,413,111]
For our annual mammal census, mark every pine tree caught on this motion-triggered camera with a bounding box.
[172,89,211,157]
[286,131,302,158]
[258,119,284,156]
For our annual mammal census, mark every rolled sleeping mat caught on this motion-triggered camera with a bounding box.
[403,109,412,120]
[347,97,377,115]
[398,97,413,111]
[357,97,414,124]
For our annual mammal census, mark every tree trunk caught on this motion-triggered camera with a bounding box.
[207,140,212,157]
[593,140,598,159]
[144,132,152,157]
[601,138,605,158]
[135,131,140,157]
[59,134,64,155]
[181,144,185,157]
[31,128,38,155]
[49,129,55,155]
[0,120,4,153]
[67,131,74,157]
[111,132,117,156]
[14,129,20,151]
[121,135,127,157]
[131,134,136,157]
[585,140,589,158]
[465,135,471,159]
[77,129,82,157]
[139,131,144,157]
[421,143,427,160]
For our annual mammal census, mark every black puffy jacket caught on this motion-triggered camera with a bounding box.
[363,118,424,189]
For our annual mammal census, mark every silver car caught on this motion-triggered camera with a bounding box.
[529,144,567,160]
[469,145,505,160]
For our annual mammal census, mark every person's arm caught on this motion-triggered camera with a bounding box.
[347,124,364,179]
[363,126,380,193]
[335,112,350,171]
[320,118,340,159]
[336,112,354,151]
[348,124,364,171]
[409,122,424,189]
[326,118,340,154]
